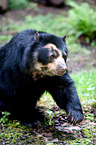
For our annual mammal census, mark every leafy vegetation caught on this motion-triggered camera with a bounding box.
[0,112,10,125]
[0,69,96,144]
[1,69,95,144]
[70,69,96,105]
[8,0,29,10]
[0,1,96,144]
[1,2,96,48]
[66,1,96,42]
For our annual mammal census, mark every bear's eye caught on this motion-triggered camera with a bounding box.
[63,53,67,62]
[51,50,59,58]
[49,55,54,60]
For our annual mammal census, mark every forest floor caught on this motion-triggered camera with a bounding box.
[0,1,96,144]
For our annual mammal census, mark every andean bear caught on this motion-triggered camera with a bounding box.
[0,29,83,124]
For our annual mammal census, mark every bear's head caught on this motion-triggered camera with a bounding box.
[26,32,68,80]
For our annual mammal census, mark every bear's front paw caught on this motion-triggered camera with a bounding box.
[67,110,83,124]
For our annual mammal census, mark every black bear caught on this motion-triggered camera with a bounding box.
[0,29,83,124]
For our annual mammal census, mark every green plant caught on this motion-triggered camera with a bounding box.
[0,35,12,46]
[66,1,96,41]
[0,111,10,125]
[8,0,28,10]
[85,113,94,121]
[70,69,96,105]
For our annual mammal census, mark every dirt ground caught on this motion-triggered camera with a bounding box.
[0,2,96,144]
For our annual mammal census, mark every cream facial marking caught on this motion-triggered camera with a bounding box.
[43,43,62,57]
[32,43,67,80]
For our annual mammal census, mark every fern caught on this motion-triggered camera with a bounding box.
[67,1,96,41]
[8,0,28,10]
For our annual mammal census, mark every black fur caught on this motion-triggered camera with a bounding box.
[38,48,49,65]
[0,29,83,124]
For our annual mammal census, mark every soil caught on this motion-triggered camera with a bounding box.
[0,2,96,144]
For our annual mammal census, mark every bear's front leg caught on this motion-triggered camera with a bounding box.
[62,82,83,124]
[47,74,83,124]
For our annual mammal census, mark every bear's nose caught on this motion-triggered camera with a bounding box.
[61,68,66,73]
[60,63,67,70]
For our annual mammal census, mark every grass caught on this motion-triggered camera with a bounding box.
[39,69,96,109]
[70,69,96,105]
[0,1,96,144]
[1,14,95,54]
[0,69,96,144]
[39,68,96,109]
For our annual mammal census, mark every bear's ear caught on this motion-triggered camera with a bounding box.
[34,32,39,41]
[62,35,67,42]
